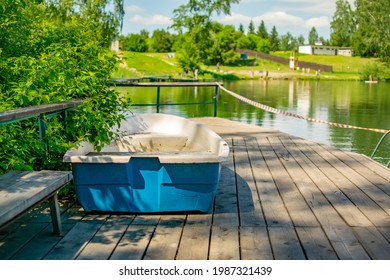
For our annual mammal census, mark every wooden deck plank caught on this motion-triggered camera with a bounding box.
[76,216,133,260]
[209,225,240,260]
[212,138,239,226]
[240,226,273,260]
[43,219,106,260]
[315,145,390,215]
[269,136,345,228]
[176,225,211,260]
[268,227,306,260]
[323,225,370,260]
[143,216,185,260]
[110,225,155,260]
[378,227,390,242]
[233,138,266,226]
[348,153,390,182]
[295,227,338,260]
[245,138,293,227]
[257,137,319,227]
[0,222,48,260]
[11,223,75,260]
[325,147,390,196]
[353,226,390,260]
[280,136,373,227]
[293,137,390,227]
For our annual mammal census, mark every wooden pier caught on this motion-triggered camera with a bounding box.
[1,118,390,260]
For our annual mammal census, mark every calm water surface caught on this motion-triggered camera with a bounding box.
[121,80,390,165]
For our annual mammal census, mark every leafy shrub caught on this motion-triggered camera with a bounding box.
[0,1,130,175]
[360,63,390,81]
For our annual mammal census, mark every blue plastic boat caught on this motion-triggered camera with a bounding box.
[63,113,229,213]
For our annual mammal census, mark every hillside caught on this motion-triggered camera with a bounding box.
[113,51,385,81]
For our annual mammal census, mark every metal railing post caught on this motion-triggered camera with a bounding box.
[371,131,390,167]
[38,114,48,154]
[156,86,161,113]
[214,85,219,117]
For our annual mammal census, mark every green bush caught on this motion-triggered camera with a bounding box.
[0,1,130,175]
[359,63,390,81]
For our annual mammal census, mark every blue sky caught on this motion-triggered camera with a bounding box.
[122,0,355,41]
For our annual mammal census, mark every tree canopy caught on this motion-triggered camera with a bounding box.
[352,0,390,62]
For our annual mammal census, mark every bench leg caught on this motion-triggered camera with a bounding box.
[48,194,63,235]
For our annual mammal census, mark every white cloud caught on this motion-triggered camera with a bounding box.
[304,16,329,28]
[219,12,252,25]
[220,11,304,27]
[129,15,172,26]
[125,5,143,13]
[261,11,304,27]
[219,10,330,36]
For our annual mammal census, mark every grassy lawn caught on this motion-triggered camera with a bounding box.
[272,51,380,73]
[112,50,385,81]
[113,51,182,78]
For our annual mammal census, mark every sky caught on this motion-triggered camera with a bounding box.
[122,0,355,42]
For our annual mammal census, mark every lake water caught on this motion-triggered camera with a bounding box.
[120,80,390,165]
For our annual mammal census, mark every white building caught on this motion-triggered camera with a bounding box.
[298,45,352,56]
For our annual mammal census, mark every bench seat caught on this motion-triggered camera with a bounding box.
[0,170,73,235]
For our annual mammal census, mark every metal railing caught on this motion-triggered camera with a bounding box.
[113,81,221,117]
[0,100,83,153]
[371,131,390,167]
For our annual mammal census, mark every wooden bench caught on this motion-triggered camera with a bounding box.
[0,170,73,235]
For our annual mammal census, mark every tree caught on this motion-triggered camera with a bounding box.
[330,0,355,47]
[171,0,239,69]
[308,27,319,45]
[257,20,268,39]
[208,24,241,64]
[352,0,390,62]
[279,32,294,51]
[123,34,148,52]
[172,0,240,33]
[269,26,280,51]
[151,29,174,52]
[139,29,150,39]
[248,20,255,34]
[238,23,245,34]
[297,35,305,45]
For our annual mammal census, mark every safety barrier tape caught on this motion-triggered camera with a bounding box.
[218,83,390,134]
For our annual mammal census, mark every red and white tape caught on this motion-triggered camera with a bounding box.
[218,84,389,134]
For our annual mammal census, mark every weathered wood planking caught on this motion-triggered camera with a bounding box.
[0,170,73,238]
[1,117,390,260]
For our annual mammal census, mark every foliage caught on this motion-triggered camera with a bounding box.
[120,34,148,52]
[279,32,298,51]
[257,20,268,39]
[269,26,280,51]
[150,29,175,53]
[171,0,240,32]
[0,0,129,175]
[352,0,390,62]
[171,0,239,69]
[247,20,255,35]
[359,63,390,81]
[308,27,319,45]
[330,0,355,47]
